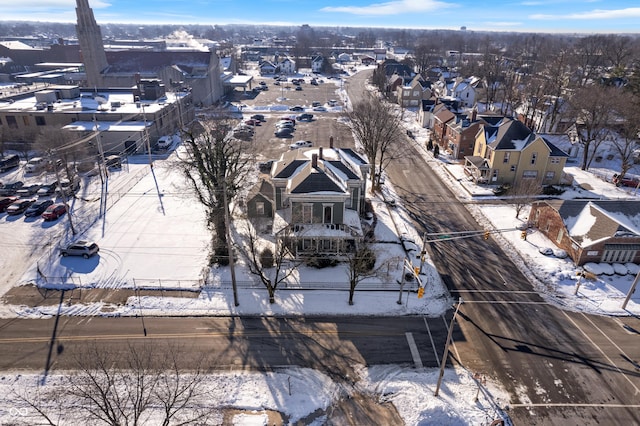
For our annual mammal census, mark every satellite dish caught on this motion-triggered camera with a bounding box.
[95,96,107,105]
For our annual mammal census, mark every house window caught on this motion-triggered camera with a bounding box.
[256,202,265,216]
[545,171,555,180]
[6,116,17,129]
[403,90,410,96]
[413,90,419,96]
[302,204,313,223]
[35,116,46,126]
[510,165,516,172]
[503,152,510,163]
[323,204,333,224]
[556,229,564,243]
[550,157,560,164]
[522,170,538,179]
[491,169,498,181]
[531,152,538,165]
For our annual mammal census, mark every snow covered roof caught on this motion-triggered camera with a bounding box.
[540,200,640,247]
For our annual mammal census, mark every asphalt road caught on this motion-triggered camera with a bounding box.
[347,69,640,424]
[0,315,450,378]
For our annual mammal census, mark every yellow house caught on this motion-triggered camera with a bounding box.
[464,118,569,186]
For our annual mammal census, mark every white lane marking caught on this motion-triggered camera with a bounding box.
[405,332,423,369]
[561,310,640,396]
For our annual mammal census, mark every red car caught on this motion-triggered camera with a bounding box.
[42,203,67,221]
[0,196,19,213]
[613,174,640,188]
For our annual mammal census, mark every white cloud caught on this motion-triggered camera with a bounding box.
[321,0,453,16]
[531,7,640,20]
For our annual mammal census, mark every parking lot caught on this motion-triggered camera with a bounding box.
[226,74,356,164]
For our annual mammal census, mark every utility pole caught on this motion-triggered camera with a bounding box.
[222,179,239,306]
[49,150,76,235]
[435,297,463,397]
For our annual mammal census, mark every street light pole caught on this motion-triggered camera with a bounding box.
[435,297,463,397]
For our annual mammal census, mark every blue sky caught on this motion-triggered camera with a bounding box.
[1,0,639,34]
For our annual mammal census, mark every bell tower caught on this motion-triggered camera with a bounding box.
[75,0,109,87]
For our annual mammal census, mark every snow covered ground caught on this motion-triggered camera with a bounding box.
[1,68,638,425]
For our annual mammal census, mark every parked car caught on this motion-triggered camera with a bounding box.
[6,198,35,215]
[275,128,294,138]
[0,181,24,196]
[25,157,46,174]
[276,121,295,129]
[105,155,122,169]
[289,140,313,150]
[60,240,99,258]
[295,86,303,91]
[244,119,261,126]
[37,181,58,196]
[289,106,304,112]
[312,106,327,112]
[297,113,313,121]
[156,136,173,150]
[24,199,54,217]
[327,99,338,106]
[42,203,67,221]
[311,101,321,107]
[16,183,42,197]
[250,114,265,121]
[0,154,20,172]
[613,174,640,188]
[0,196,19,213]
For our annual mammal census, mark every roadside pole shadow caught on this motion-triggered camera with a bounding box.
[40,290,65,385]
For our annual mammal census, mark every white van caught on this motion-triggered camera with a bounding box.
[157,136,173,150]
[25,157,46,174]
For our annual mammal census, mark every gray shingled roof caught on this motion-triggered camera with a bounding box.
[291,171,345,194]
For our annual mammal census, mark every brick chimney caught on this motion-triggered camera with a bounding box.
[329,136,334,149]
[319,146,323,159]
[312,153,318,168]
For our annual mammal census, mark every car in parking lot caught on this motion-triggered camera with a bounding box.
[6,198,35,215]
[24,199,54,217]
[16,183,42,197]
[290,140,313,150]
[295,86,303,91]
[0,196,19,213]
[327,99,338,106]
[289,106,305,112]
[244,119,261,126]
[37,181,58,196]
[276,120,295,129]
[312,101,321,107]
[60,240,99,258]
[297,113,313,121]
[0,181,24,196]
[312,106,327,112]
[250,114,265,121]
[42,203,67,221]
[275,128,294,138]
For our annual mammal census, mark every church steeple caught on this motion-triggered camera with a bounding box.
[75,0,109,87]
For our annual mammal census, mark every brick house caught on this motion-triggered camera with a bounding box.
[529,200,640,266]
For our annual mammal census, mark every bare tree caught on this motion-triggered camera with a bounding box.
[345,244,397,305]
[177,115,252,265]
[239,218,300,304]
[569,85,618,170]
[611,92,640,181]
[343,95,404,190]
[18,342,212,426]
[508,178,542,219]
[34,128,89,181]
